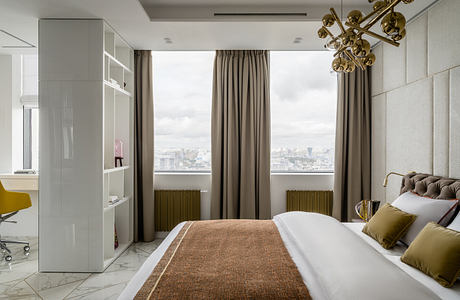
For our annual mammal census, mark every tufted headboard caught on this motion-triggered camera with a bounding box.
[400,173,460,200]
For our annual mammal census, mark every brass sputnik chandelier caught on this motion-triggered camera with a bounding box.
[318,0,414,73]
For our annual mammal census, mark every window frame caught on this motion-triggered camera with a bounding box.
[23,106,38,170]
[21,54,39,171]
[23,107,32,169]
[270,170,334,174]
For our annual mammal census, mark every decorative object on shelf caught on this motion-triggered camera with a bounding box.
[114,225,119,249]
[109,195,119,205]
[355,199,380,222]
[110,78,120,88]
[115,157,123,167]
[115,139,124,167]
[318,0,414,72]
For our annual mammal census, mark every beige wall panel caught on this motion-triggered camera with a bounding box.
[450,67,460,178]
[386,78,433,203]
[371,94,386,203]
[371,44,384,96]
[433,71,450,177]
[406,13,427,83]
[383,39,406,92]
[428,0,460,75]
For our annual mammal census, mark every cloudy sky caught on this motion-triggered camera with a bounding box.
[270,51,337,149]
[153,51,337,150]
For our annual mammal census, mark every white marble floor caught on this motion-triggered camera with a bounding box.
[0,237,163,300]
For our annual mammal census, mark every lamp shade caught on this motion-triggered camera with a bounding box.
[115,139,123,158]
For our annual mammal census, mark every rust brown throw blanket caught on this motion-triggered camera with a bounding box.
[135,220,311,299]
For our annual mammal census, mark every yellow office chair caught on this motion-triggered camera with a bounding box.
[0,180,32,262]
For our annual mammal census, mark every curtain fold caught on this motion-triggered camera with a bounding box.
[333,68,371,222]
[134,50,155,242]
[211,50,271,220]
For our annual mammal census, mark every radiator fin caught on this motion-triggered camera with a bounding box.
[286,190,333,216]
[154,190,201,231]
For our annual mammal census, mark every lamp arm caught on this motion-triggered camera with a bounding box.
[382,171,416,187]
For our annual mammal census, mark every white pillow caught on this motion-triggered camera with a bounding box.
[447,212,460,232]
[391,192,458,245]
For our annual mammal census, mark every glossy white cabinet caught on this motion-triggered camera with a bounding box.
[39,19,134,272]
[39,20,103,81]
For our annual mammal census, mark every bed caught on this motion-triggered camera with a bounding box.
[119,173,460,300]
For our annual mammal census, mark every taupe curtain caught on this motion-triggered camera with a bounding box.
[134,50,155,242]
[211,50,271,220]
[333,68,371,222]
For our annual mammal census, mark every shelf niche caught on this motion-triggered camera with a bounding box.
[102,25,133,267]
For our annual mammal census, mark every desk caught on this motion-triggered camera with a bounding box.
[0,174,38,191]
[0,174,38,236]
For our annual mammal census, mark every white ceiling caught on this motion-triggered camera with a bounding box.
[0,30,34,48]
[0,0,439,54]
[141,0,368,6]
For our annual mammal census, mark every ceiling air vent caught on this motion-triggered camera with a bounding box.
[214,12,307,17]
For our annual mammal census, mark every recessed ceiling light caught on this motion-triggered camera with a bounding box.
[293,37,303,44]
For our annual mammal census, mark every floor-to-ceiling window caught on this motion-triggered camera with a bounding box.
[270,51,337,173]
[153,51,214,172]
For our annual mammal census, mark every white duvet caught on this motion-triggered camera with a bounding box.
[119,212,459,300]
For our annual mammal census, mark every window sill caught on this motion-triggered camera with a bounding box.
[155,171,211,175]
[271,172,334,175]
[154,172,334,176]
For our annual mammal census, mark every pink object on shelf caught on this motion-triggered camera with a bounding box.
[115,139,124,158]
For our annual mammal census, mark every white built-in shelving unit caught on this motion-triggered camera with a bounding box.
[39,19,134,272]
[102,26,134,269]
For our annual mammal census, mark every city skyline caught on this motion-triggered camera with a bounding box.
[155,147,334,172]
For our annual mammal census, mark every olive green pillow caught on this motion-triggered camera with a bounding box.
[362,203,417,249]
[401,222,460,287]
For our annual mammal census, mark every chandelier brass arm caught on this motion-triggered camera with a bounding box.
[320,26,337,41]
[364,0,403,30]
[318,0,414,73]
[358,4,383,25]
[330,8,346,33]
[333,46,346,57]
[344,49,366,70]
[346,22,399,47]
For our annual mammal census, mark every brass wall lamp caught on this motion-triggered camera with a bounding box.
[318,0,414,73]
[382,171,416,187]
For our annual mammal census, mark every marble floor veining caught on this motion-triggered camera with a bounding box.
[0,237,163,300]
